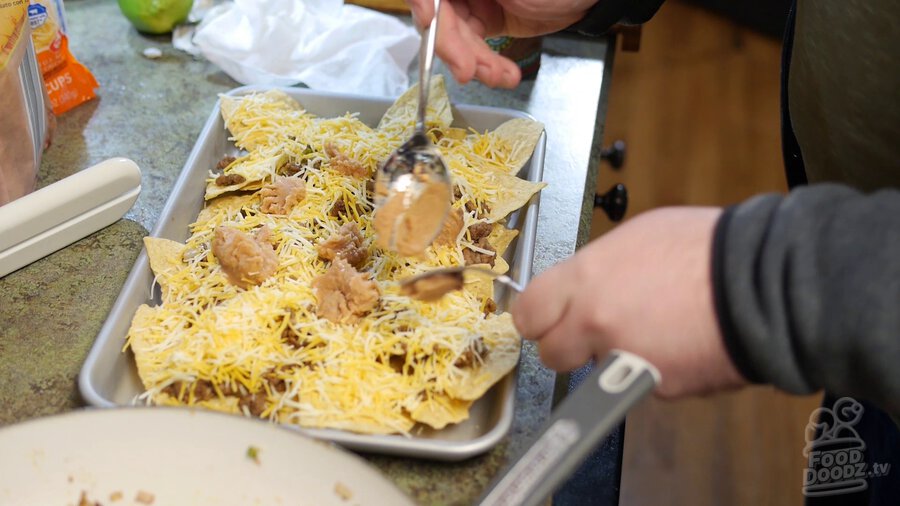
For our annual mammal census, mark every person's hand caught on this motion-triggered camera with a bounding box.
[406,0,597,88]
[511,207,747,398]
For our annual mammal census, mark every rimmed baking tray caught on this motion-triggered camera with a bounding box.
[78,85,546,461]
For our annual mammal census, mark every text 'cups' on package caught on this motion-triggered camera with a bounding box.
[28,0,99,115]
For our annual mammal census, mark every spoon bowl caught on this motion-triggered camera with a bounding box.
[375,132,449,208]
[373,0,451,255]
[399,265,525,302]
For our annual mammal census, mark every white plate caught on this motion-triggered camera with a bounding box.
[0,408,415,506]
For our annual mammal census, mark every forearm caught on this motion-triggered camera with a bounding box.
[713,184,900,417]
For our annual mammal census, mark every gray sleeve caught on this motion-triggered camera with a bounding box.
[566,0,665,36]
[712,184,900,419]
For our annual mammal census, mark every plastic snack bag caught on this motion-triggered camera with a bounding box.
[1,0,54,206]
[27,0,98,114]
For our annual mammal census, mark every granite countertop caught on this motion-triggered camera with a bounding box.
[0,1,613,504]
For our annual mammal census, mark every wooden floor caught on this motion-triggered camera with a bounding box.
[589,2,823,505]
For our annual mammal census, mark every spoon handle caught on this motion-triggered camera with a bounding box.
[415,0,441,135]
[494,274,525,293]
[477,351,660,506]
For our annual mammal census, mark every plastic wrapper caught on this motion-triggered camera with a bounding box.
[0,0,54,206]
[28,0,98,114]
[190,0,419,97]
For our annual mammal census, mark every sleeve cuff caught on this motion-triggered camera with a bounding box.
[711,205,765,384]
[566,2,630,37]
[566,0,665,37]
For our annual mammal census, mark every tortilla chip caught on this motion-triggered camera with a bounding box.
[218,95,242,125]
[490,118,545,175]
[155,390,240,413]
[378,75,453,135]
[286,392,416,434]
[131,307,241,413]
[485,173,547,222]
[293,412,416,435]
[482,225,518,275]
[488,226,518,258]
[144,237,187,295]
[205,151,286,200]
[220,89,301,124]
[410,394,473,430]
[127,304,191,394]
[441,127,469,141]
[443,313,522,400]
[127,304,157,354]
[220,90,308,151]
[196,194,256,227]
[492,256,510,276]
[206,181,264,201]
[463,268,495,301]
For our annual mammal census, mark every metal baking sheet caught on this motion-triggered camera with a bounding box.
[78,85,545,461]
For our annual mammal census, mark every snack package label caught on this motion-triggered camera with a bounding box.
[1,1,29,72]
[28,0,63,73]
[27,0,97,114]
[27,2,46,23]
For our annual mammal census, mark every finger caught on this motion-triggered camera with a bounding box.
[412,1,522,88]
[450,32,521,89]
[511,262,573,341]
[453,14,521,88]
[469,39,522,88]
[432,3,521,88]
[535,314,597,372]
[473,49,521,89]
[433,2,479,83]
[405,0,434,29]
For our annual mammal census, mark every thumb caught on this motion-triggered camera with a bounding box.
[511,261,575,341]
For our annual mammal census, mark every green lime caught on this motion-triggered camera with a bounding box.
[117,0,194,35]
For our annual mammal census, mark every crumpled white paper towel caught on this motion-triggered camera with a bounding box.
[191,0,420,97]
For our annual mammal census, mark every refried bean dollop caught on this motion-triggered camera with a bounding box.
[316,222,368,268]
[434,208,464,246]
[325,142,368,178]
[212,226,278,288]
[312,258,380,323]
[259,176,306,215]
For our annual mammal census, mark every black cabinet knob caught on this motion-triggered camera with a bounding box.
[594,183,628,222]
[600,140,626,170]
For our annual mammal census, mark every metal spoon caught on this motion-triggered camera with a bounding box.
[374,0,451,255]
[399,265,524,302]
